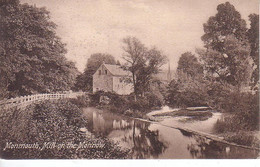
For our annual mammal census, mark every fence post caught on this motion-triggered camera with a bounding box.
[0,92,85,109]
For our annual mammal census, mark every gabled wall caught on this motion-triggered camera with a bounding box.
[93,64,113,93]
[93,64,134,95]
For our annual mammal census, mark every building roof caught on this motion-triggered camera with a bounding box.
[103,64,130,76]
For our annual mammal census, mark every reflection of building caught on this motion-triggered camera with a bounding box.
[113,120,130,129]
[84,108,167,158]
[93,63,133,95]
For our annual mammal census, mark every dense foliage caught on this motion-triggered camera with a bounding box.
[177,52,203,77]
[199,2,259,135]
[89,91,164,117]
[198,35,252,90]
[215,91,259,132]
[166,2,259,136]
[167,53,207,107]
[0,99,129,159]
[201,2,248,52]
[0,0,78,99]
[247,14,259,87]
[199,2,255,90]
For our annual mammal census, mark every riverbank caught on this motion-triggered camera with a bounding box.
[216,131,260,148]
[82,92,260,151]
[0,99,130,159]
[145,107,260,150]
[81,106,259,158]
[90,98,260,151]
[89,91,162,119]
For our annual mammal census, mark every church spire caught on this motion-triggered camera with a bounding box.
[167,61,171,82]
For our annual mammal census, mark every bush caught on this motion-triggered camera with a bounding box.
[166,80,208,108]
[224,131,259,147]
[205,82,232,110]
[128,98,149,112]
[0,99,129,159]
[69,94,90,108]
[145,91,164,109]
[167,89,208,108]
[178,89,208,107]
[89,90,165,117]
[215,91,259,132]
[214,116,238,133]
[89,91,130,113]
[104,92,129,113]
[89,91,109,106]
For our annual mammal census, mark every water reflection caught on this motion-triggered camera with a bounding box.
[185,134,259,159]
[131,121,167,158]
[82,107,259,159]
[83,108,167,158]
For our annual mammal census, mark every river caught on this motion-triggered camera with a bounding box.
[82,107,259,159]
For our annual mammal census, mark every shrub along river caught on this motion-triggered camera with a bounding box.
[82,107,259,159]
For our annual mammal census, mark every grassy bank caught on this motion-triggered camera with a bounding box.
[0,98,129,159]
[218,131,259,148]
[214,114,260,148]
[213,91,259,148]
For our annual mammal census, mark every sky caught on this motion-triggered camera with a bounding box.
[20,0,259,72]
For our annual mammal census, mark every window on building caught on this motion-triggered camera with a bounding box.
[99,70,101,75]
[105,70,107,75]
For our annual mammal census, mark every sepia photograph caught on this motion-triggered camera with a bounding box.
[0,0,259,162]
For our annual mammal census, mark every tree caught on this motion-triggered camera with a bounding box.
[121,37,167,100]
[199,2,252,91]
[201,2,248,52]
[136,47,167,97]
[121,37,147,100]
[166,52,208,107]
[247,14,259,87]
[74,53,116,91]
[166,80,180,107]
[0,1,78,98]
[197,2,258,133]
[166,77,209,108]
[199,35,252,90]
[177,52,203,78]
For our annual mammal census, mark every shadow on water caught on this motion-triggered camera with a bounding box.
[82,107,259,159]
[179,130,258,159]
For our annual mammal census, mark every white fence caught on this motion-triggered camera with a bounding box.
[0,92,85,110]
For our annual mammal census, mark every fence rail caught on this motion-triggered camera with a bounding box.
[0,92,85,110]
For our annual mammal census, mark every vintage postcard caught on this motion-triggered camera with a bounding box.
[0,0,259,162]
